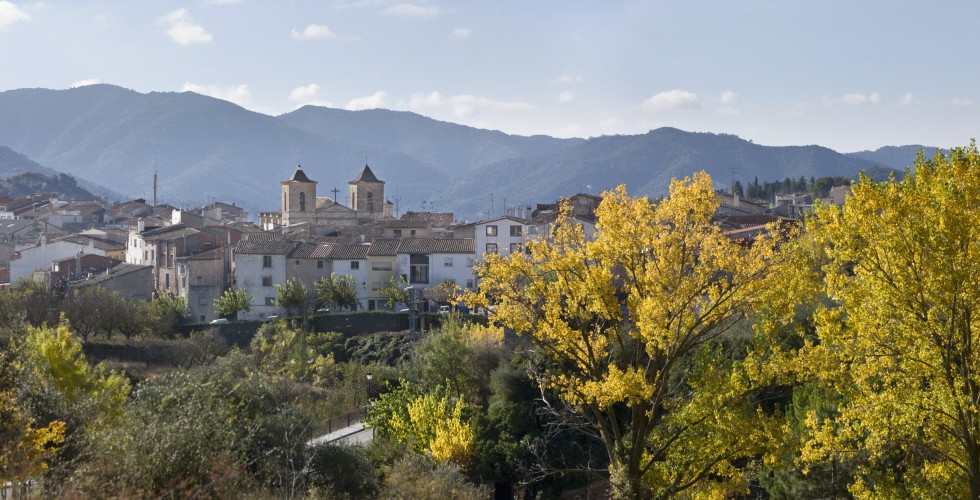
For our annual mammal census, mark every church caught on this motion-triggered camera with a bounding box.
[259,164,393,231]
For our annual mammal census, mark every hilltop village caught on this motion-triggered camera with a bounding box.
[0,163,850,323]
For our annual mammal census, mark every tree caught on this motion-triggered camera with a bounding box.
[0,350,66,492]
[424,280,462,306]
[470,174,786,498]
[733,179,744,197]
[147,291,189,338]
[378,276,409,310]
[213,288,253,319]
[274,278,309,318]
[315,273,358,311]
[797,143,980,498]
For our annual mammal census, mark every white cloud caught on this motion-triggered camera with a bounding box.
[641,89,700,111]
[291,23,336,40]
[717,90,740,115]
[821,92,880,106]
[402,91,536,117]
[182,82,254,108]
[406,91,445,108]
[942,97,976,107]
[0,1,31,29]
[556,73,583,84]
[898,92,913,106]
[69,79,100,88]
[558,90,575,104]
[160,9,212,45]
[720,90,737,106]
[346,91,388,110]
[449,27,471,40]
[382,3,438,19]
[288,84,333,107]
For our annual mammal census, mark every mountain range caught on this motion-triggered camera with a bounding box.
[0,84,942,220]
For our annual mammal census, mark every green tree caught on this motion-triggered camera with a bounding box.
[471,175,788,498]
[378,276,409,309]
[147,291,188,338]
[796,143,980,498]
[213,288,253,319]
[315,273,358,311]
[274,278,308,318]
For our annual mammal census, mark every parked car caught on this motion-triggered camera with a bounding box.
[438,305,451,314]
[209,318,229,325]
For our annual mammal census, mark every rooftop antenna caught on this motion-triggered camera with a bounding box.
[153,151,158,209]
[730,166,736,195]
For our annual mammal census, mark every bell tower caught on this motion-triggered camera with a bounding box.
[349,164,385,216]
[281,165,317,225]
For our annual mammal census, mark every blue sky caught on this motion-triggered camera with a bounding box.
[1,0,978,152]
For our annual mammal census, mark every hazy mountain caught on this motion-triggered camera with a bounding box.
[279,106,583,175]
[0,145,123,200]
[847,145,948,172]
[444,128,889,218]
[0,85,445,217]
[0,145,60,177]
[0,84,917,221]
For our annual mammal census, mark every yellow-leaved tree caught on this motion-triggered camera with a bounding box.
[471,173,787,498]
[799,143,980,498]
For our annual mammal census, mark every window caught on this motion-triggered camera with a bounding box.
[371,281,383,290]
[466,257,475,267]
[262,276,273,287]
[198,296,208,306]
[299,192,306,211]
[510,225,523,236]
[444,257,453,267]
[410,254,429,284]
[486,243,498,253]
[485,225,498,236]
[367,192,374,212]
[510,243,522,254]
[410,230,416,236]
[372,262,392,271]
[263,255,272,268]
[393,229,402,237]
[466,279,474,289]
[317,260,323,269]
[265,297,275,306]
[350,261,360,270]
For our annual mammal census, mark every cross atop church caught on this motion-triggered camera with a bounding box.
[331,187,340,202]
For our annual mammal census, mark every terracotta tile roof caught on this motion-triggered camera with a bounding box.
[395,238,474,254]
[288,242,320,259]
[68,263,151,288]
[234,238,297,255]
[368,238,400,256]
[385,218,430,229]
[141,225,202,241]
[309,244,332,259]
[328,244,369,260]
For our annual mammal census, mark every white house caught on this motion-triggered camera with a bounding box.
[474,216,529,259]
[232,237,299,320]
[11,235,118,284]
[394,238,477,300]
[324,244,371,310]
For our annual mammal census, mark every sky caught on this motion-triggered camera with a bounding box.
[1,0,978,152]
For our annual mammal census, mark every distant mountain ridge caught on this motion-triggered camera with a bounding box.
[0,145,122,201]
[0,84,939,220]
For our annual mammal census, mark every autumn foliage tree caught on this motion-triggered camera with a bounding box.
[796,143,980,498]
[471,173,787,498]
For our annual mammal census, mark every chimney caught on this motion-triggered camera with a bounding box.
[137,218,145,233]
